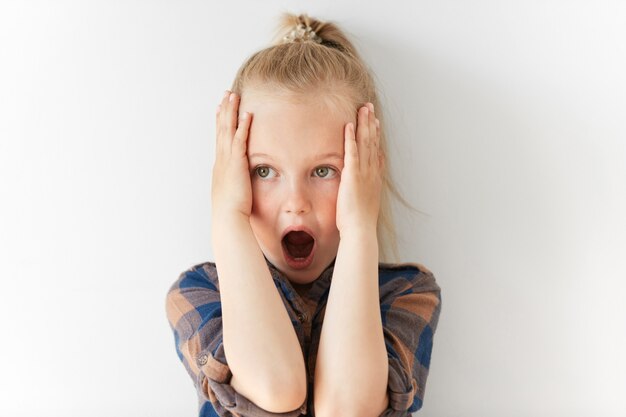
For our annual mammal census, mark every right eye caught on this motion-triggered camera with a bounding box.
[254,166,277,179]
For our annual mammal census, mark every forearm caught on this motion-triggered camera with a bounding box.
[314,228,389,416]
[213,214,306,410]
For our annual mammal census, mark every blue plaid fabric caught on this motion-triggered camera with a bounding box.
[165,259,441,416]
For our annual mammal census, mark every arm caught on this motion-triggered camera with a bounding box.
[314,103,389,416]
[313,229,389,417]
[212,91,306,412]
[165,262,309,416]
[214,214,307,412]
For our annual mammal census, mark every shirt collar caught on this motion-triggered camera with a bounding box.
[263,256,335,300]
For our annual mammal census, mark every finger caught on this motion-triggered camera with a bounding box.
[368,103,377,142]
[357,105,370,172]
[217,90,230,141]
[225,92,240,138]
[356,105,370,144]
[217,90,230,131]
[343,122,358,171]
[375,119,383,169]
[216,91,230,156]
[215,103,222,154]
[367,103,378,167]
[375,118,380,147]
[215,104,220,132]
[232,111,252,158]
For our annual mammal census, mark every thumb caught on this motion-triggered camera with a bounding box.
[232,111,252,157]
[343,122,358,170]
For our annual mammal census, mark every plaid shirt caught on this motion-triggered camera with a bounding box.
[165,258,442,416]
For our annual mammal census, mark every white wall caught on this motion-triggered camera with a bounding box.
[1,1,624,416]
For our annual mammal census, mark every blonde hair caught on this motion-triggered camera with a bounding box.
[231,13,411,262]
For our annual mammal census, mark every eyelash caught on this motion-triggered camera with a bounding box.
[252,165,338,179]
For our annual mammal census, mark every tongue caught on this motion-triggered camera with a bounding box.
[284,231,314,258]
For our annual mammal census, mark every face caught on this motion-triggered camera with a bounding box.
[239,88,355,285]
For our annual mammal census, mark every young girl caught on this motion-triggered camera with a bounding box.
[166,13,442,417]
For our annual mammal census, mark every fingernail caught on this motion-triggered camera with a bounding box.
[229,93,236,102]
[240,111,249,120]
[369,103,375,112]
[224,90,230,98]
[216,104,221,113]
[375,119,380,126]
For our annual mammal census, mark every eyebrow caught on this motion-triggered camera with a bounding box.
[248,152,343,160]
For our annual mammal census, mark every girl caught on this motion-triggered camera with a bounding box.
[166,13,442,417]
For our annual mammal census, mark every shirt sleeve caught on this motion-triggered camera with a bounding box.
[377,263,442,416]
[165,263,307,417]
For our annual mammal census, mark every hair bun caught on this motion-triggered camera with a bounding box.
[274,14,325,45]
[273,13,359,58]
[281,22,323,44]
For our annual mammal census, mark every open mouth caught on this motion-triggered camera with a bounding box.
[281,230,315,269]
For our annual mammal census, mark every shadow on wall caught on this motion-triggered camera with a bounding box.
[361,33,589,264]
[359,32,598,414]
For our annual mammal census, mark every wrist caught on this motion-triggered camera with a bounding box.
[337,227,380,264]
[338,224,378,242]
[212,209,250,224]
[212,212,251,240]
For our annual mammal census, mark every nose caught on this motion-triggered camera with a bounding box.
[283,179,312,215]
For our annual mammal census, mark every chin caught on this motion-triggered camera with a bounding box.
[270,256,320,283]
[291,256,336,282]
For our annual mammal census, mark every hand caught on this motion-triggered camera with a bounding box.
[211,91,253,220]
[336,102,384,236]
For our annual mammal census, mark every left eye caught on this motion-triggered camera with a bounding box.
[314,166,336,178]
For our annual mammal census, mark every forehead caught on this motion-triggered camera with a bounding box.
[240,88,355,158]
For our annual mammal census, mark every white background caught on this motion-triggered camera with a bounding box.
[1,1,625,416]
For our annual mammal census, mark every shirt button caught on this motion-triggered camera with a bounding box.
[196,353,208,366]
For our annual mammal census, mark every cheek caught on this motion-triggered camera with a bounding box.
[322,181,340,201]
[316,182,339,214]
[251,183,275,216]
[249,191,274,243]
